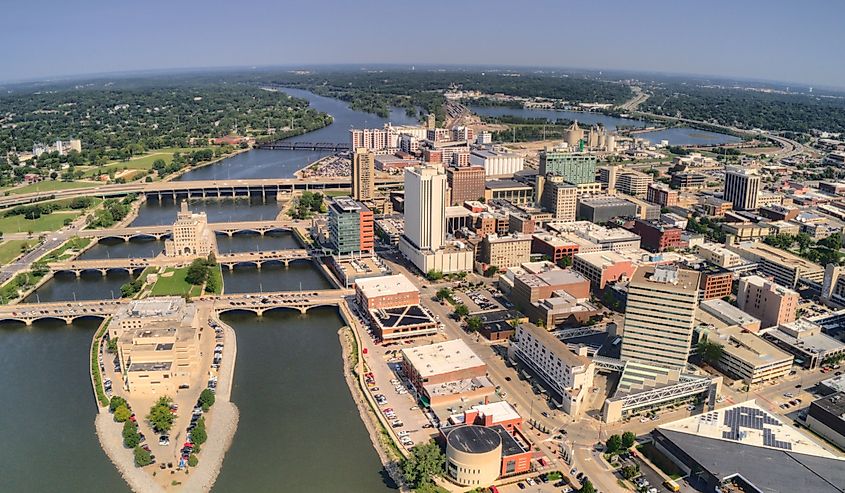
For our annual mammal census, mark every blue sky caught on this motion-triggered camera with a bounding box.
[1,0,842,87]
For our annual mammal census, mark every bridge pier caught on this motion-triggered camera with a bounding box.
[226,264,234,271]
[283,259,291,267]
[298,307,307,315]
[74,270,82,278]
[256,262,262,271]
[99,269,108,277]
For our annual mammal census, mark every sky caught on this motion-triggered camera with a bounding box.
[1,0,843,87]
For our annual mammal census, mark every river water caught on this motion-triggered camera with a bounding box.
[0,318,128,492]
[469,105,740,145]
[176,88,418,181]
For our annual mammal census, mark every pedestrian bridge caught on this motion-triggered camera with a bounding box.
[0,289,352,325]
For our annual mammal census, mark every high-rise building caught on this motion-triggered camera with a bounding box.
[426,113,436,130]
[352,148,375,201]
[724,167,761,211]
[404,165,447,251]
[538,150,596,185]
[737,275,799,329]
[328,196,374,255]
[616,171,653,197]
[598,165,621,192]
[539,175,577,221]
[446,165,485,205]
[620,265,701,370]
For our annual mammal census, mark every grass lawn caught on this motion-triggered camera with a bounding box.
[40,237,92,263]
[6,180,102,195]
[0,211,81,235]
[150,267,203,297]
[0,239,36,264]
[81,147,198,178]
[208,264,223,295]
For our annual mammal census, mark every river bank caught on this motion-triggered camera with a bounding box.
[93,308,240,493]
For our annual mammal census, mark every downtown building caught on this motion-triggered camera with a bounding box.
[446,164,486,205]
[538,149,596,185]
[352,148,376,201]
[399,164,473,274]
[328,196,374,255]
[723,167,761,211]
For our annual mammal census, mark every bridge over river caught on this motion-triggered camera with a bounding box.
[79,219,301,242]
[48,249,317,276]
[0,288,353,325]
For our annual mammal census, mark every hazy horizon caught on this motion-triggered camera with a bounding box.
[1,0,842,89]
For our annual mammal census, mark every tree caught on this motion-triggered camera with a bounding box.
[191,417,208,445]
[185,258,210,285]
[114,405,132,423]
[425,269,444,281]
[123,430,140,449]
[557,256,573,268]
[605,434,622,454]
[188,454,199,467]
[579,479,596,493]
[466,316,483,332]
[110,396,127,413]
[484,265,499,277]
[621,464,640,480]
[122,420,137,439]
[435,287,452,302]
[400,441,446,488]
[621,431,636,449]
[147,396,175,433]
[698,340,724,364]
[134,446,152,467]
[199,388,216,411]
[453,303,469,319]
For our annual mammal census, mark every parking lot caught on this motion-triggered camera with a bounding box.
[347,300,443,450]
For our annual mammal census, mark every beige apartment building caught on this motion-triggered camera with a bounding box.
[164,201,218,257]
[480,233,532,270]
[539,175,577,221]
[352,147,376,201]
[616,171,653,197]
[737,275,799,329]
[621,265,701,370]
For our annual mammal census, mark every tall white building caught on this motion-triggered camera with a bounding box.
[404,165,447,251]
[399,164,473,274]
[724,167,761,211]
[620,265,701,370]
[469,148,524,176]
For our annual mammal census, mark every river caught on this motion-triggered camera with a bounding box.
[176,88,419,181]
[469,105,740,145]
[4,171,398,491]
[0,318,128,492]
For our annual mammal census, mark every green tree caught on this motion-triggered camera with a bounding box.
[698,340,724,364]
[191,417,208,445]
[400,441,446,488]
[453,303,469,319]
[621,431,636,449]
[114,405,132,423]
[557,256,573,268]
[110,396,127,413]
[579,479,596,493]
[484,265,499,277]
[426,270,444,281]
[147,396,175,433]
[134,446,152,467]
[466,316,483,332]
[621,464,640,480]
[605,434,622,454]
[185,258,210,285]
[199,388,216,411]
[435,287,453,302]
[188,454,199,467]
[123,430,140,449]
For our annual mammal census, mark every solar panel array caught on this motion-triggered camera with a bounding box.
[722,406,791,450]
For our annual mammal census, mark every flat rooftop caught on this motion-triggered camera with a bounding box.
[699,300,761,328]
[486,179,531,190]
[356,274,418,299]
[402,339,485,378]
[733,242,825,273]
[631,264,700,294]
[128,361,173,372]
[518,323,590,368]
[125,297,185,317]
[709,326,793,367]
[812,392,845,420]
[370,305,435,329]
[574,250,632,268]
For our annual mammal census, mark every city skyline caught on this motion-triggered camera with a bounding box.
[2,0,843,88]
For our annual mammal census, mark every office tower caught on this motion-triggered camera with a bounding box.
[598,165,620,192]
[328,196,374,255]
[426,113,436,130]
[352,148,375,201]
[446,165,485,205]
[620,265,701,370]
[615,171,653,197]
[724,167,761,211]
[404,164,447,251]
[539,150,596,185]
[540,175,577,221]
[737,275,799,329]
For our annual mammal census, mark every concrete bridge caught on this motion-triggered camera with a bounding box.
[80,220,301,242]
[0,176,404,209]
[0,289,353,325]
[47,250,317,277]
